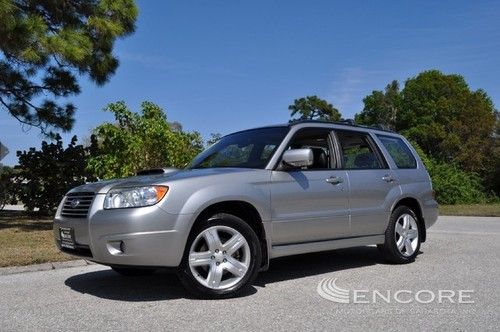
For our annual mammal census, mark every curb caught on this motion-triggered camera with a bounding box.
[0,259,94,276]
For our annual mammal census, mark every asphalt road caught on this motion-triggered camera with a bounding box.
[1,216,499,331]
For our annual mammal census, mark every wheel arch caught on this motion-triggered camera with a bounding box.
[392,196,426,242]
[189,200,269,269]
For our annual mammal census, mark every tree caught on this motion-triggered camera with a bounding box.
[400,70,496,173]
[13,135,95,214]
[87,101,204,179]
[206,133,222,147]
[0,0,138,134]
[355,70,497,173]
[485,111,500,195]
[355,80,401,130]
[288,96,341,122]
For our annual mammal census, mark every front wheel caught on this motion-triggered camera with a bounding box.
[378,206,421,264]
[178,213,262,299]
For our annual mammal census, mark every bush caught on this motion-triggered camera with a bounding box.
[411,141,491,204]
[0,166,17,209]
[13,135,95,215]
[87,101,204,179]
[426,161,488,204]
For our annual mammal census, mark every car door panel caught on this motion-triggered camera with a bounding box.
[334,129,398,237]
[270,170,350,245]
[347,169,399,236]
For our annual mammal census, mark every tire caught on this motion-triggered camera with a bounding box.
[111,267,156,277]
[378,206,421,264]
[178,213,262,299]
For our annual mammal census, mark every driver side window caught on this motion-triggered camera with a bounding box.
[286,128,332,170]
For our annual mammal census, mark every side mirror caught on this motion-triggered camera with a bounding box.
[282,148,313,168]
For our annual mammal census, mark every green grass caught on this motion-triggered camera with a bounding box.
[0,211,73,267]
[439,203,500,217]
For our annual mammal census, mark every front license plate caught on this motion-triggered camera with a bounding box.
[59,227,75,249]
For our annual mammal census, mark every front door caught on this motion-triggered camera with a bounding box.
[270,128,350,245]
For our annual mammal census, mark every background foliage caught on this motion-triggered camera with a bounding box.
[0,0,138,134]
[289,95,341,122]
[12,135,95,214]
[410,143,490,204]
[0,165,17,209]
[86,101,204,179]
[354,70,498,203]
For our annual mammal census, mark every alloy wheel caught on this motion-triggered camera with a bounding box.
[188,225,250,290]
[394,213,419,257]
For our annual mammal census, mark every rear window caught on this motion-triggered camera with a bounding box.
[336,131,384,169]
[377,135,417,169]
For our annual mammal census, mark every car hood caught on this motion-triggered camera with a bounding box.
[67,168,263,195]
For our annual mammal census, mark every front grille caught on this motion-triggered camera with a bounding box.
[61,192,95,218]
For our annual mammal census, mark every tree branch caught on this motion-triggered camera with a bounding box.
[0,96,41,128]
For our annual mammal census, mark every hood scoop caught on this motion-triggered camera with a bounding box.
[136,168,179,176]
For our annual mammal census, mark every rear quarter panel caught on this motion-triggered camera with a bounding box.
[373,134,438,229]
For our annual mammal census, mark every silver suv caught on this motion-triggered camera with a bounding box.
[54,121,438,298]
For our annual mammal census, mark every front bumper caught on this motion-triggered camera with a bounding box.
[54,194,194,267]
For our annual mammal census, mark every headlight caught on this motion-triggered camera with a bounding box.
[104,186,168,209]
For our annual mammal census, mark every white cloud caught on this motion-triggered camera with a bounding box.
[327,67,365,116]
[326,67,387,119]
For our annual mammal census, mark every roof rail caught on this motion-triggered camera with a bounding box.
[289,119,395,133]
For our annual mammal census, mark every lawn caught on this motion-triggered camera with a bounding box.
[439,203,500,217]
[0,211,73,267]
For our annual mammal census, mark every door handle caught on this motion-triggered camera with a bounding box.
[382,174,395,183]
[326,176,343,185]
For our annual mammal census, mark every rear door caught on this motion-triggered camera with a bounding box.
[270,127,350,245]
[334,130,399,236]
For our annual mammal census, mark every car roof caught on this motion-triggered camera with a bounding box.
[229,120,397,137]
[288,120,395,133]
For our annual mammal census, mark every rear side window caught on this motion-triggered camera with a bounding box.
[336,131,384,169]
[377,135,417,169]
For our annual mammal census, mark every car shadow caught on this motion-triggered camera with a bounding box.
[65,268,188,301]
[255,246,384,286]
[65,246,385,301]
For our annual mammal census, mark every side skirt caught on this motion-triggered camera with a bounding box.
[270,235,385,259]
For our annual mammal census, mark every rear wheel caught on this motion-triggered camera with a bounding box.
[378,206,421,264]
[178,213,262,299]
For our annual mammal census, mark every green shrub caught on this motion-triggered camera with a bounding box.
[14,135,96,215]
[411,141,490,204]
[426,161,488,204]
[0,166,17,209]
[87,101,204,179]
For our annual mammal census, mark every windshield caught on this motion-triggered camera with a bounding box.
[188,127,289,169]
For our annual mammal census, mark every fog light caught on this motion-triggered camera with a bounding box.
[106,241,125,255]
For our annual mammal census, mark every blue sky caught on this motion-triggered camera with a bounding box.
[1,0,499,166]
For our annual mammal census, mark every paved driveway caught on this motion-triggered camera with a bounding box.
[1,216,499,331]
